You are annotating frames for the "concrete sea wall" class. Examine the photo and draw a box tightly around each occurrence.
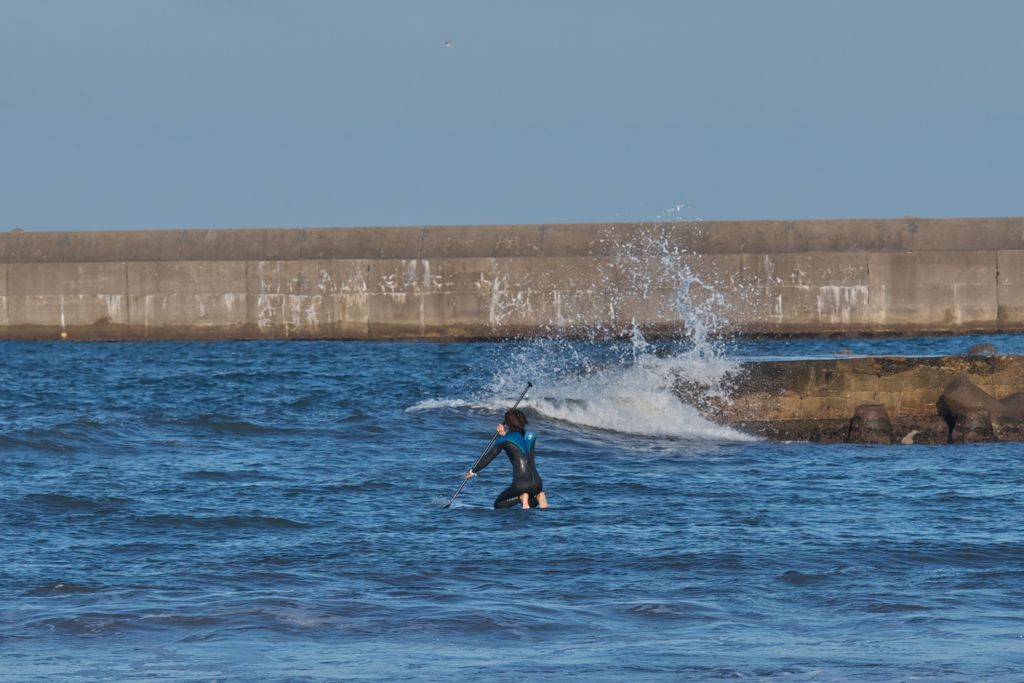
[3,217,1024,340]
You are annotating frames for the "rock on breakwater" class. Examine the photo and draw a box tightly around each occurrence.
[703,354,1024,443]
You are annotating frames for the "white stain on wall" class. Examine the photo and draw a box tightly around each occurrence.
[815,285,869,324]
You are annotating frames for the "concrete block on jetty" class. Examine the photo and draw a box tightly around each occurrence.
[847,404,894,445]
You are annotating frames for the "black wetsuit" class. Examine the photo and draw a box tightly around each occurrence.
[471,430,543,509]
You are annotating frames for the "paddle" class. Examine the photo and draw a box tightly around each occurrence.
[443,381,532,509]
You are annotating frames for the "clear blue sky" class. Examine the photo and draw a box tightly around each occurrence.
[2,0,1022,230]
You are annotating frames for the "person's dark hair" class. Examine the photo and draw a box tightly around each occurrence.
[504,408,528,435]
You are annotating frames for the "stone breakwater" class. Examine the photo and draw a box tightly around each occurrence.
[703,354,1024,443]
[3,216,1024,340]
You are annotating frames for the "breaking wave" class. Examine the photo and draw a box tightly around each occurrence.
[409,222,753,441]
[409,339,751,441]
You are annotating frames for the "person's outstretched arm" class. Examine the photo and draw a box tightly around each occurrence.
[464,425,507,478]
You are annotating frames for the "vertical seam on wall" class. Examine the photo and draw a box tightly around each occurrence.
[124,261,130,331]
[741,248,749,327]
[865,252,871,320]
[245,259,251,335]
[995,250,1001,332]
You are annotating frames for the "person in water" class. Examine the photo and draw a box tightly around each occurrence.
[464,408,548,509]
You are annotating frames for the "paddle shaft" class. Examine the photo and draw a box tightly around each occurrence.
[444,381,532,508]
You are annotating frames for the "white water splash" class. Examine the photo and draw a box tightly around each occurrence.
[410,220,753,441]
[407,398,477,412]
[407,347,751,441]
[529,360,750,440]
[612,220,732,354]
[483,332,751,440]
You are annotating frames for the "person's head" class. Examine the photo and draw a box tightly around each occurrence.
[504,408,528,435]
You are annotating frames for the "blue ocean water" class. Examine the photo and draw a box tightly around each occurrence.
[2,336,1024,682]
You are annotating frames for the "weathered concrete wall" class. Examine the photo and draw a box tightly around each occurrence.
[3,217,1024,339]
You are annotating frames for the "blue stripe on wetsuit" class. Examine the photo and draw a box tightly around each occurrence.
[497,431,534,454]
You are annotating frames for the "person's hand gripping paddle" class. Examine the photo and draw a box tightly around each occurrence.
[443,382,532,509]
